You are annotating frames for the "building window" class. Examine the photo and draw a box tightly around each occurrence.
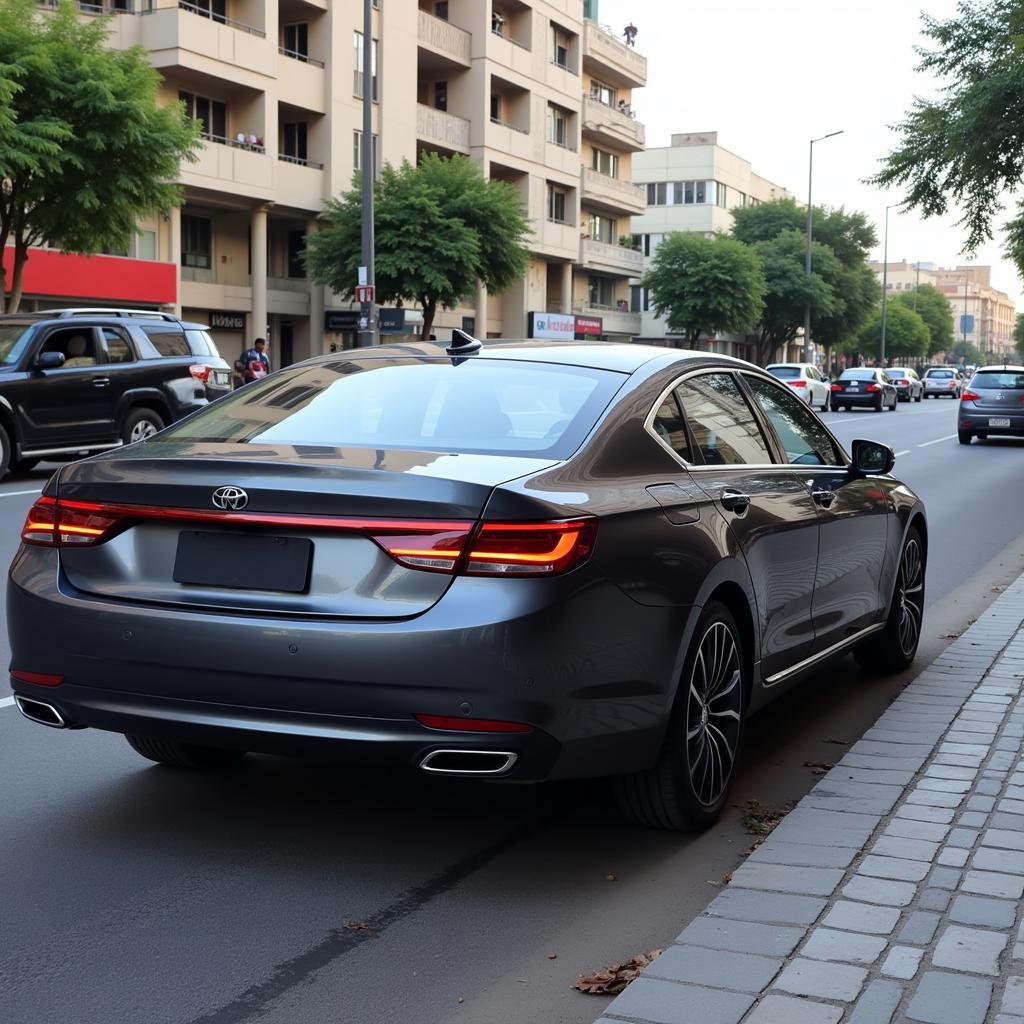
[353,130,379,175]
[588,213,616,244]
[588,275,615,308]
[589,79,615,106]
[287,230,305,279]
[490,93,502,123]
[547,184,568,224]
[187,0,226,24]
[630,285,650,313]
[282,122,308,163]
[434,1,449,18]
[547,104,572,148]
[137,229,157,261]
[354,31,379,101]
[551,24,571,69]
[181,215,212,270]
[716,182,728,208]
[590,147,619,178]
[492,7,506,36]
[179,91,226,142]
[282,23,308,58]
[645,182,667,206]
[665,180,711,205]
[434,81,448,111]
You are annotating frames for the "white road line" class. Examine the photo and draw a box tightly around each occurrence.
[0,489,41,499]
[918,434,959,448]
[0,697,15,710]
[896,450,911,457]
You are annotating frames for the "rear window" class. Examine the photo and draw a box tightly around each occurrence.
[142,326,190,357]
[0,323,33,365]
[926,369,955,379]
[839,370,876,381]
[972,371,1024,390]
[156,357,624,458]
[767,366,800,379]
[889,368,911,377]
[185,329,221,358]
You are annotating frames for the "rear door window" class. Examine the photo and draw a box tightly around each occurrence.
[142,326,190,357]
[650,394,691,461]
[674,373,772,466]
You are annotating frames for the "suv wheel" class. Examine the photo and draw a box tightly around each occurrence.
[958,430,973,445]
[126,734,247,769]
[121,408,165,445]
[614,601,746,831]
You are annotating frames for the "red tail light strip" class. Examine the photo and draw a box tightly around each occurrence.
[961,390,979,401]
[10,670,64,687]
[416,714,531,733]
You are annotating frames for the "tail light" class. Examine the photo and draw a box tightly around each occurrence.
[897,379,909,386]
[831,383,842,392]
[790,380,807,388]
[866,384,880,392]
[949,381,957,388]
[10,670,64,687]
[189,364,212,383]
[961,389,979,401]
[20,497,597,578]
[415,714,531,733]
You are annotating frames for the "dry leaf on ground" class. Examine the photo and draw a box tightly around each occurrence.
[741,799,795,853]
[824,737,850,745]
[573,950,663,995]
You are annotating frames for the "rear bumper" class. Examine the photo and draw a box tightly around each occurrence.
[925,388,958,397]
[835,392,882,406]
[7,547,691,781]
[959,410,1024,436]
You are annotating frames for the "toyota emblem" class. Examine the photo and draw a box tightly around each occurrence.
[212,486,249,511]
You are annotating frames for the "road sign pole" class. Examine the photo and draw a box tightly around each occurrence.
[358,0,377,348]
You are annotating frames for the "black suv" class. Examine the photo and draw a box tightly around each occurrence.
[0,308,231,478]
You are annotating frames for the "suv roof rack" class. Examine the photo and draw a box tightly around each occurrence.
[47,308,181,322]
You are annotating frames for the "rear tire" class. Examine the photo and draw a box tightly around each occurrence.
[958,431,973,445]
[874,396,884,412]
[121,407,166,446]
[915,392,922,402]
[125,734,247,770]
[820,395,830,412]
[614,601,746,832]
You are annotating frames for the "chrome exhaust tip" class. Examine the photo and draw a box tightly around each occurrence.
[14,696,67,729]
[419,749,518,776]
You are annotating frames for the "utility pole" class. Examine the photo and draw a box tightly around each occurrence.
[913,260,920,311]
[803,131,843,363]
[357,0,377,348]
[879,203,901,367]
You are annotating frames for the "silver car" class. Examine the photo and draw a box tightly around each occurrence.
[887,368,923,403]
[958,366,1024,444]
[923,367,961,399]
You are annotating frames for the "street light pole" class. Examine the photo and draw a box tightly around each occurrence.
[358,0,377,348]
[879,202,901,368]
[803,130,843,364]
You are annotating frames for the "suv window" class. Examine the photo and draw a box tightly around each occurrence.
[745,375,841,466]
[972,371,1024,389]
[142,326,190,357]
[184,329,221,358]
[40,327,98,367]
[675,373,771,466]
[101,327,134,364]
[926,369,955,379]
[651,394,691,461]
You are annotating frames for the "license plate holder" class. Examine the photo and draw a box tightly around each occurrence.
[173,532,313,593]
[988,417,1011,428]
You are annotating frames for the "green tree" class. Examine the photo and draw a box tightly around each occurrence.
[892,284,954,357]
[1014,313,1024,360]
[0,0,199,311]
[306,153,530,340]
[871,1,1024,273]
[951,339,983,366]
[641,232,765,346]
[856,303,930,360]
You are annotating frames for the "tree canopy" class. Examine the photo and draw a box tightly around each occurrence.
[871,0,1024,274]
[892,284,955,357]
[1014,313,1024,361]
[857,303,930,360]
[0,0,199,311]
[306,153,530,339]
[641,232,765,345]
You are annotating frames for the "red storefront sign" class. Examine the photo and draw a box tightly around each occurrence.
[574,315,603,336]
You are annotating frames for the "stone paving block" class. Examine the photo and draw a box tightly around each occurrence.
[802,780,902,815]
[778,808,880,848]
[801,927,887,964]
[918,777,973,794]
[896,804,956,824]
[676,917,804,958]
[927,866,961,889]
[995,1016,1024,1024]
[880,944,924,979]
[967,795,997,812]
[925,764,978,781]
[846,978,904,1024]
[896,911,941,945]
[821,900,901,935]
[864,728,942,745]
[947,827,980,848]
[600,977,754,1024]
[744,994,843,1024]
[906,789,965,809]
[934,752,985,768]
[972,846,1024,874]
[773,957,867,1001]
[991,812,1024,830]
[959,811,990,828]
[932,923,1008,975]
[937,847,969,867]
[948,730,995,744]
[884,818,950,843]
[919,888,951,911]
[941,742,993,757]
[955,891,1024,928]
[841,753,925,772]
[835,767,916,786]
[705,889,825,926]
[851,739,936,759]
[1002,977,1024,1017]
[728,863,843,897]
[857,854,929,882]
[992,752,1017,771]
[841,875,916,906]
[748,841,857,870]
[975,778,1003,795]
[872,835,940,861]
[999,799,1024,815]
[905,970,992,1024]
[961,868,1024,898]
[645,945,783,994]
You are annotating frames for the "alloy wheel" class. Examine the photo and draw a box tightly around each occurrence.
[897,539,925,656]
[685,621,742,807]
[130,419,160,443]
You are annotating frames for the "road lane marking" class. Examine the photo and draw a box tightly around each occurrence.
[918,434,959,448]
[896,450,911,457]
[0,489,41,498]
[0,697,15,710]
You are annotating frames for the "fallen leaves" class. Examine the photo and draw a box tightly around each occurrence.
[573,950,663,995]
[344,921,374,934]
[824,737,850,745]
[741,799,795,853]
[804,760,835,776]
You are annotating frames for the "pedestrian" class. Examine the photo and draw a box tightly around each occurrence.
[617,99,628,115]
[624,22,637,46]
[240,337,270,384]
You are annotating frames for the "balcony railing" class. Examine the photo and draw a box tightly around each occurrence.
[416,104,471,153]
[278,46,325,68]
[491,116,530,136]
[551,57,578,76]
[581,167,646,209]
[417,9,471,65]
[203,132,266,153]
[278,153,324,170]
[491,27,529,50]
[139,1,266,38]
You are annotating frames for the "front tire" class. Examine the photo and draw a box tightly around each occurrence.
[121,407,166,445]
[614,601,746,831]
[126,734,247,769]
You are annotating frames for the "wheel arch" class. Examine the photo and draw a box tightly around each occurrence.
[116,390,172,429]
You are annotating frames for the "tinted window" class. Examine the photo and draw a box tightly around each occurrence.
[971,371,1024,389]
[839,370,877,381]
[185,329,221,358]
[102,328,133,364]
[142,326,190,357]
[156,358,624,458]
[745,375,840,466]
[767,366,800,379]
[889,368,912,378]
[41,328,98,367]
[0,323,32,365]
[675,373,771,466]
[926,369,955,379]
[651,394,691,461]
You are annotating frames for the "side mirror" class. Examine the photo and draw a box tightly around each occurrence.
[851,439,896,476]
[35,351,65,370]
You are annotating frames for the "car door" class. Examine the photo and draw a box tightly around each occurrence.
[743,373,890,657]
[675,371,821,678]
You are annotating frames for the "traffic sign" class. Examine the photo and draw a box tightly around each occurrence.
[355,284,375,304]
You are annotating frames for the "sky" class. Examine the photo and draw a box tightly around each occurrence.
[596,0,1023,307]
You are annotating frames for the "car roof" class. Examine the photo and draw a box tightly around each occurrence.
[766,362,811,368]
[0,308,179,325]
[976,365,1024,373]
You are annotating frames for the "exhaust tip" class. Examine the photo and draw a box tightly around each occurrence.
[14,696,67,729]
[419,749,518,776]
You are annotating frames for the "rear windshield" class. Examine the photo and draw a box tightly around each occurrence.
[142,326,190,357]
[889,368,911,376]
[839,370,876,381]
[972,371,1024,390]
[0,323,33,365]
[767,366,800,379]
[926,369,955,378]
[156,357,624,458]
[185,329,221,358]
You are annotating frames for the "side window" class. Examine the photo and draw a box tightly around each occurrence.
[675,373,771,466]
[39,328,98,368]
[650,393,691,461]
[101,328,134,364]
[142,327,190,357]
[744,375,841,467]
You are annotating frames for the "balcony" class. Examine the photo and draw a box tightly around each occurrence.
[417,9,471,70]
[277,50,326,114]
[182,137,273,200]
[582,20,647,88]
[573,303,641,338]
[579,239,644,277]
[580,95,645,152]
[581,167,645,216]
[276,157,325,211]
[416,103,471,155]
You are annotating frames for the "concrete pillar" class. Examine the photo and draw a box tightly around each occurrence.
[250,205,268,342]
[169,206,182,317]
[307,218,324,356]
[475,280,487,338]
[561,261,573,315]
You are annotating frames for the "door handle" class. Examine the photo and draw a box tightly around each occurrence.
[720,488,750,514]
[92,377,110,388]
[812,489,837,509]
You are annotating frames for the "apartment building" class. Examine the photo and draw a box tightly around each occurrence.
[8,0,646,362]
[630,132,792,358]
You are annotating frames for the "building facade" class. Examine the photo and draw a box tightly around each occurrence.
[8,0,647,363]
[630,132,792,358]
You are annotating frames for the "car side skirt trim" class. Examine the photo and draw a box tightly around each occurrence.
[20,442,123,458]
[763,622,885,687]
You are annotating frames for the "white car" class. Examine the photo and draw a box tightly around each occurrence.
[765,363,831,411]
[923,367,962,399]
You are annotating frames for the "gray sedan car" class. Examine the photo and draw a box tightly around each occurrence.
[959,366,1024,444]
[7,339,927,831]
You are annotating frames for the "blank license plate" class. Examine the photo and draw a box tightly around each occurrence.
[989,417,1011,428]
[173,532,312,593]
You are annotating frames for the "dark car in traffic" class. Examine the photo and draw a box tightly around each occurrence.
[0,308,231,479]
[830,368,899,412]
[7,339,927,831]
[958,366,1024,444]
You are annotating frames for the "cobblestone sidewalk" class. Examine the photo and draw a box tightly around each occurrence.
[595,573,1024,1024]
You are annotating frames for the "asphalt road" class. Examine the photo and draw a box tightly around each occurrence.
[3,398,1024,1024]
